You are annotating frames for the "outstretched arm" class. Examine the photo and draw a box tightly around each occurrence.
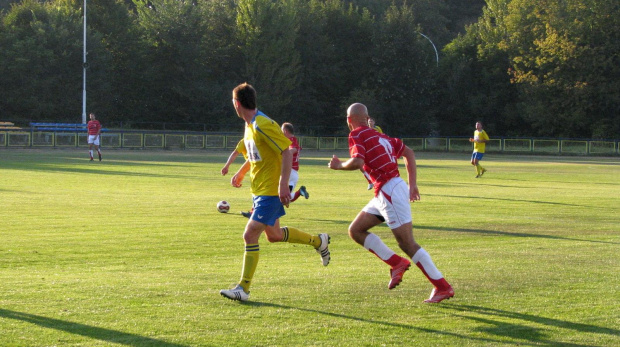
[328,155,364,171]
[221,151,240,175]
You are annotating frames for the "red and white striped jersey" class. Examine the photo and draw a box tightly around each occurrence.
[87,120,101,135]
[289,136,301,171]
[349,126,404,194]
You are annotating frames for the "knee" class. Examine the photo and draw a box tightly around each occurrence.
[264,234,282,243]
[264,227,285,243]
[348,226,366,246]
[243,230,266,244]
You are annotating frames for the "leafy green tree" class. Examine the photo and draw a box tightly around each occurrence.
[305,0,374,134]
[505,0,620,138]
[370,3,440,135]
[436,0,521,136]
[235,0,301,120]
[133,0,213,123]
[0,0,112,122]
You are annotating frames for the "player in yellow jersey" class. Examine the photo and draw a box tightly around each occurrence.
[368,117,383,134]
[220,83,330,302]
[469,121,490,178]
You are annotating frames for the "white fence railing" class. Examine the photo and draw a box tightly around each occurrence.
[0,130,618,156]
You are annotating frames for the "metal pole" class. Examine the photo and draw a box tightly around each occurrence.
[82,0,87,124]
[417,32,439,67]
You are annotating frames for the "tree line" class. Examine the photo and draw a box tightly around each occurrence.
[0,0,618,138]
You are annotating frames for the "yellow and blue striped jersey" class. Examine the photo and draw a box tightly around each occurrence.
[238,111,291,196]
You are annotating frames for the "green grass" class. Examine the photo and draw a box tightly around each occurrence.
[1,149,618,346]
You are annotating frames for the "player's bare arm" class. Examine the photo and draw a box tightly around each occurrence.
[222,151,240,175]
[401,146,420,202]
[231,160,250,187]
[279,149,293,207]
[328,155,364,170]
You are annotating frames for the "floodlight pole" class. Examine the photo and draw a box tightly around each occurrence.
[417,32,439,67]
[82,0,87,124]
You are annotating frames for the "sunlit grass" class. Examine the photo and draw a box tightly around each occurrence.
[0,149,618,346]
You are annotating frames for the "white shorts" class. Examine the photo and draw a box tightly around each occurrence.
[362,177,412,229]
[88,135,100,146]
[288,169,299,198]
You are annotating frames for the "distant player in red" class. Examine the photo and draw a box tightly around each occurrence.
[281,122,309,202]
[87,113,102,161]
[328,103,454,303]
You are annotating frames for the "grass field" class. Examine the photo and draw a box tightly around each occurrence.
[0,149,618,346]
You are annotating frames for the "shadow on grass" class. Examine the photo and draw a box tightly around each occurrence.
[501,177,620,186]
[425,193,588,207]
[242,301,591,346]
[416,225,619,245]
[440,304,619,345]
[0,308,188,347]
[2,162,211,180]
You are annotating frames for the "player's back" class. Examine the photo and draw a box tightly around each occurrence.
[350,127,403,183]
[243,112,291,196]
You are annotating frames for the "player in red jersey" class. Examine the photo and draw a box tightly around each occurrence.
[281,122,309,202]
[328,103,454,303]
[87,113,102,161]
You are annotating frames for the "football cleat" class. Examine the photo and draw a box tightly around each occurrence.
[367,183,374,190]
[316,233,331,266]
[240,211,252,218]
[299,186,309,199]
[388,257,411,289]
[220,284,250,302]
[424,286,454,303]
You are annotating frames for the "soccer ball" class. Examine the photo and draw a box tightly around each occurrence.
[217,200,230,213]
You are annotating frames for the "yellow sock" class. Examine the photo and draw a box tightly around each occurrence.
[475,164,481,175]
[281,226,321,248]
[239,244,259,293]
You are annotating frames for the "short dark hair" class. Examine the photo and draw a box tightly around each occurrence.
[282,122,294,134]
[233,83,257,110]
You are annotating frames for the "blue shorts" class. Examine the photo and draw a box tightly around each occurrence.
[250,196,285,226]
[471,152,484,161]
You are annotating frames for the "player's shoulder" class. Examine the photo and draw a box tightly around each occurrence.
[254,110,273,123]
[351,126,371,137]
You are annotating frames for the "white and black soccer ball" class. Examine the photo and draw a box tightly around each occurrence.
[217,200,230,213]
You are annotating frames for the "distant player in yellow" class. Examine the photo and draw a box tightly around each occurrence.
[220,83,330,302]
[469,121,490,178]
[368,117,383,134]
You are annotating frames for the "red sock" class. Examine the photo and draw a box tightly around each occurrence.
[415,262,451,290]
[291,190,301,202]
[368,250,402,268]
